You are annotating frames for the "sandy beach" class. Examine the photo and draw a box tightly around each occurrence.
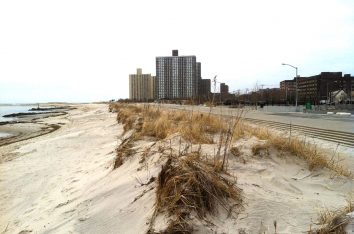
[0,104,120,233]
[1,103,353,234]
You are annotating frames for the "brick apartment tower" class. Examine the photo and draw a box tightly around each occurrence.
[129,68,155,101]
[156,50,199,99]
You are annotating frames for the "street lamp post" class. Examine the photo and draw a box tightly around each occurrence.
[282,63,298,108]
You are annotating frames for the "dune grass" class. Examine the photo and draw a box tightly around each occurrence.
[309,195,354,233]
[245,125,352,177]
[111,103,143,132]
[149,152,243,233]
[251,143,270,157]
[109,103,352,177]
[113,104,228,144]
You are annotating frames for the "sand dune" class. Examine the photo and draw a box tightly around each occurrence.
[1,104,353,233]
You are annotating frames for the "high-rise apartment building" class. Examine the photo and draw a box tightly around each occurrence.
[156,50,199,99]
[129,68,155,101]
[196,62,201,78]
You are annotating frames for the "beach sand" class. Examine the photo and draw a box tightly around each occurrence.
[0,104,353,233]
[0,104,121,233]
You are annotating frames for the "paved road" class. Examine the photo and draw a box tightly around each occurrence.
[156,104,354,134]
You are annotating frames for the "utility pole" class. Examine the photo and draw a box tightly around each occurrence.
[260,84,265,104]
[211,75,217,107]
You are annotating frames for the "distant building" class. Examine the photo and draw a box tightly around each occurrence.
[280,72,354,104]
[220,83,229,94]
[298,72,354,104]
[156,50,200,100]
[195,62,210,99]
[280,79,296,92]
[199,79,211,98]
[196,62,201,96]
[218,82,229,102]
[280,79,296,104]
[129,68,155,101]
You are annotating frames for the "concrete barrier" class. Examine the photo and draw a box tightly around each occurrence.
[258,105,305,113]
[336,112,351,116]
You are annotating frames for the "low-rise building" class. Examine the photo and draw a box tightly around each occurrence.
[280,72,353,104]
[220,83,229,94]
[297,72,353,104]
[280,79,296,104]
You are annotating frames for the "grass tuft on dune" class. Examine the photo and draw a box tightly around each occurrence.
[149,152,243,233]
[309,195,354,234]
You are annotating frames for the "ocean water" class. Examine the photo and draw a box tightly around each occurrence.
[0,132,13,138]
[0,105,35,139]
[0,105,35,122]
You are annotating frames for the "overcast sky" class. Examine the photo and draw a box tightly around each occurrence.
[1,0,353,103]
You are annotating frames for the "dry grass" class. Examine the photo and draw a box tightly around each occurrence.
[245,124,352,177]
[111,103,230,170]
[141,113,173,139]
[135,105,228,144]
[232,123,246,141]
[310,195,354,233]
[114,138,134,168]
[251,143,270,157]
[110,103,143,132]
[118,108,142,132]
[111,103,237,145]
[149,152,243,233]
[110,103,351,177]
[230,147,241,157]
[191,113,226,134]
[179,115,216,144]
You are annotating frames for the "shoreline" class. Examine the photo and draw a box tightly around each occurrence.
[0,103,119,233]
[0,122,61,149]
[0,107,74,149]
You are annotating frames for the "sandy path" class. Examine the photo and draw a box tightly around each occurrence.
[0,104,120,233]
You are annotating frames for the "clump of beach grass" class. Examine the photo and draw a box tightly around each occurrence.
[230,146,241,157]
[148,152,243,233]
[179,113,224,144]
[113,137,135,168]
[251,143,270,157]
[117,105,142,132]
[141,113,173,139]
[243,124,352,177]
[309,195,354,233]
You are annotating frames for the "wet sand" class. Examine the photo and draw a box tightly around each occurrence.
[0,108,72,149]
